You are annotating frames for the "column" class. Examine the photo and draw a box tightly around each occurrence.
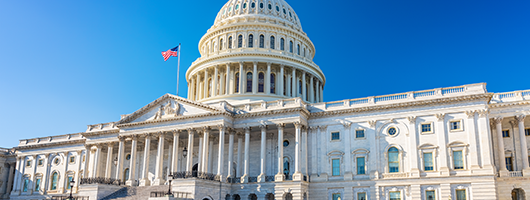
[309,76,314,103]
[172,130,180,172]
[241,127,251,183]
[516,115,530,175]
[408,117,420,177]
[43,154,53,194]
[494,117,509,176]
[303,127,308,178]
[74,150,83,193]
[60,152,69,193]
[291,68,296,97]
[266,63,271,94]
[186,129,195,172]
[10,157,21,194]
[286,73,291,97]
[436,114,449,175]
[17,157,26,194]
[153,132,166,185]
[275,123,285,181]
[310,127,318,177]
[201,127,211,173]
[217,125,226,181]
[204,69,209,98]
[465,111,480,170]
[252,62,257,94]
[213,65,219,97]
[477,110,494,170]
[279,65,284,96]
[4,162,15,198]
[195,74,201,100]
[320,84,324,102]
[83,145,90,179]
[293,123,303,181]
[219,71,225,96]
[239,62,244,94]
[319,126,329,178]
[302,72,307,101]
[227,130,235,179]
[258,125,267,182]
[236,132,243,177]
[208,138,214,173]
[105,143,114,178]
[28,155,37,194]
[140,133,151,186]
[92,145,101,178]
[226,63,231,95]
[116,137,125,180]
[126,135,138,186]
[343,123,353,180]
[197,134,203,172]
[316,81,320,102]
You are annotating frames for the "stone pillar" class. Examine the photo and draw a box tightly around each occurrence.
[126,135,138,186]
[302,72,307,101]
[226,63,231,95]
[116,136,125,180]
[316,81,320,102]
[10,157,21,194]
[516,115,530,175]
[4,162,15,198]
[201,127,211,173]
[60,152,69,193]
[343,123,353,180]
[43,154,53,194]
[303,127,309,178]
[217,125,226,182]
[291,68,296,97]
[186,129,195,172]
[93,145,101,178]
[197,134,203,172]
[75,150,83,193]
[239,62,244,94]
[208,138,214,173]
[252,62,258,94]
[266,62,271,94]
[309,76,314,103]
[319,126,329,179]
[213,65,219,97]
[275,123,285,182]
[477,110,494,171]
[237,132,243,177]
[293,123,303,181]
[258,125,267,182]
[219,72,225,96]
[83,145,90,179]
[140,133,151,186]
[105,143,114,178]
[279,65,284,96]
[172,130,180,172]
[286,73,291,97]
[195,74,201,100]
[153,132,166,185]
[227,130,235,179]
[30,155,37,194]
[320,84,324,102]
[465,111,480,170]
[494,117,509,176]
[189,77,195,100]
[241,127,251,183]
[436,114,449,175]
[408,116,420,177]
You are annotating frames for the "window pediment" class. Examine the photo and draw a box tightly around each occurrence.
[418,143,438,150]
[327,150,344,157]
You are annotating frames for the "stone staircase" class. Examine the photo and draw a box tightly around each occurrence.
[100,185,169,200]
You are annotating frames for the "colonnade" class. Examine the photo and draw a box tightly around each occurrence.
[493,115,530,176]
[187,62,324,103]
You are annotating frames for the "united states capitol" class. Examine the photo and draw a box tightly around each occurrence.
[1,0,529,199]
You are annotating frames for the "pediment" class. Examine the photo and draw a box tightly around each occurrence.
[117,94,228,125]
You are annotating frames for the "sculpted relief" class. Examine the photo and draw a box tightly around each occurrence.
[153,101,181,120]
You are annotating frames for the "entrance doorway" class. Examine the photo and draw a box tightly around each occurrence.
[512,188,526,200]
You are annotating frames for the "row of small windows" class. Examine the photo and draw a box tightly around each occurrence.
[217,35,309,57]
[332,189,467,200]
[26,155,80,168]
[502,128,530,138]
[505,156,530,171]
[223,2,297,21]
[22,171,74,193]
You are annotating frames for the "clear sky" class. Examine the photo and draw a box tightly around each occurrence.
[1,0,529,148]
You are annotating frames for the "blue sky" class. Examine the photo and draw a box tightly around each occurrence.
[0,0,529,148]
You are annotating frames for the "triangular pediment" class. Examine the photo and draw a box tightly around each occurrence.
[117,94,228,125]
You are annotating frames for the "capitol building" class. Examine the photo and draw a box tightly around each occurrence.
[1,0,530,200]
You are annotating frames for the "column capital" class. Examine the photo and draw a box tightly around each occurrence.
[294,122,302,129]
[202,126,211,132]
[259,125,267,131]
[319,125,328,132]
[516,115,526,122]
[510,120,518,127]
[436,113,445,121]
[118,135,126,141]
[279,64,285,67]
[465,111,476,118]
[309,126,318,132]
[477,109,489,117]
[236,131,244,137]
[106,142,116,147]
[266,62,272,67]
[407,116,417,124]
[172,129,181,136]
[131,134,140,140]
[143,132,152,138]
[225,62,231,66]
[239,61,244,65]
[276,123,285,129]
[253,61,258,65]
[493,117,503,125]
[342,122,352,128]
[187,128,196,134]
[76,150,83,155]
[217,124,228,131]
[243,126,251,132]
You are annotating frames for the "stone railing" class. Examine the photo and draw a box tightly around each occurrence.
[51,196,90,200]
[310,83,487,112]
[80,177,124,186]
[233,97,307,113]
[490,90,530,103]
[150,191,192,198]
[381,172,410,179]
[509,171,523,177]
[172,171,220,182]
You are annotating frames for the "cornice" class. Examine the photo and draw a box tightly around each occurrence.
[81,129,120,137]
[14,139,86,150]
[488,100,530,109]
[234,107,310,119]
[117,112,233,128]
[311,93,493,118]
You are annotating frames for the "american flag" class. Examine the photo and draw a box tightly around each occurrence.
[161,46,179,61]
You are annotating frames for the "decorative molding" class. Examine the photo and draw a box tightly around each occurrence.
[515,115,526,123]
[435,113,445,121]
[407,116,416,124]
[14,139,86,150]
[368,121,377,128]
[465,110,475,118]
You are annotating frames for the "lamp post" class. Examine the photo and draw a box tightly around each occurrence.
[165,173,174,197]
[183,147,188,158]
[67,180,75,200]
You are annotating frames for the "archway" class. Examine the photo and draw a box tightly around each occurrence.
[512,188,526,200]
[248,193,257,200]
[284,193,293,200]
[192,164,198,177]
[234,194,241,200]
[265,193,274,200]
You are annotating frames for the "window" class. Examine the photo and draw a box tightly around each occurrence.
[506,157,513,171]
[26,160,31,167]
[69,156,75,164]
[289,41,293,53]
[38,159,43,166]
[426,190,436,200]
[23,178,29,192]
[356,129,365,138]
[332,193,341,200]
[67,175,74,189]
[331,132,340,140]
[357,192,367,200]
[51,172,58,190]
[258,72,264,92]
[450,120,462,131]
[243,3,247,9]
[280,38,285,50]
[424,152,434,171]
[259,35,264,48]
[251,2,255,8]
[235,4,239,10]
[388,147,399,173]
[389,191,401,200]
[126,154,131,160]
[283,140,289,147]
[526,128,530,136]
[260,2,264,8]
[453,151,464,170]
[332,158,340,176]
[283,75,287,95]
[356,157,366,175]
[248,34,253,48]
[421,123,432,133]
[238,35,243,48]
[456,189,466,200]
[268,3,272,9]
[35,177,41,191]
[124,168,130,181]
[82,155,85,162]
[228,36,233,49]
[502,130,510,137]
[297,44,300,55]
[207,78,212,97]
[270,36,275,49]
[246,72,253,93]
[235,72,240,93]
[220,39,223,50]
[299,80,302,95]
[388,127,397,136]
[283,157,290,176]
[270,73,276,94]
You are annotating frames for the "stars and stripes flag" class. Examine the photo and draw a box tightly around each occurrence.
[161,46,179,61]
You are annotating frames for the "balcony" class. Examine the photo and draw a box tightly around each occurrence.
[509,171,523,177]
[80,177,124,186]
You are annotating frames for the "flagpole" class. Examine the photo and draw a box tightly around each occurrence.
[176,43,181,96]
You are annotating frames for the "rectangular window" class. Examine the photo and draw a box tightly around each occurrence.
[332,159,340,176]
[525,128,530,136]
[70,156,75,164]
[356,157,366,175]
[35,178,41,191]
[450,120,461,131]
[356,129,365,138]
[332,193,341,200]
[506,157,513,171]
[421,123,432,133]
[67,176,73,189]
[23,179,29,192]
[456,189,466,200]
[38,159,43,166]
[502,130,510,137]
[357,192,367,200]
[424,152,434,171]
[389,191,401,200]
[453,151,464,170]
[26,160,31,167]
[331,132,340,141]
[426,190,436,200]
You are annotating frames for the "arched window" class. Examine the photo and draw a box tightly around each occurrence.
[297,44,300,55]
[235,72,240,93]
[388,147,400,173]
[284,193,293,200]
[305,83,309,99]
[124,168,130,181]
[220,39,223,50]
[248,34,254,48]
[283,157,290,176]
[234,194,241,200]
[280,38,285,50]
[289,41,293,53]
[265,193,275,200]
[249,194,258,200]
[303,47,306,57]
[238,35,243,48]
[246,72,253,93]
[51,172,58,190]
[283,75,287,95]
[225,194,231,200]
[207,78,212,97]
[258,72,265,92]
[228,36,233,49]
[270,73,276,94]
[259,35,265,48]
[270,36,275,49]
[298,80,302,95]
